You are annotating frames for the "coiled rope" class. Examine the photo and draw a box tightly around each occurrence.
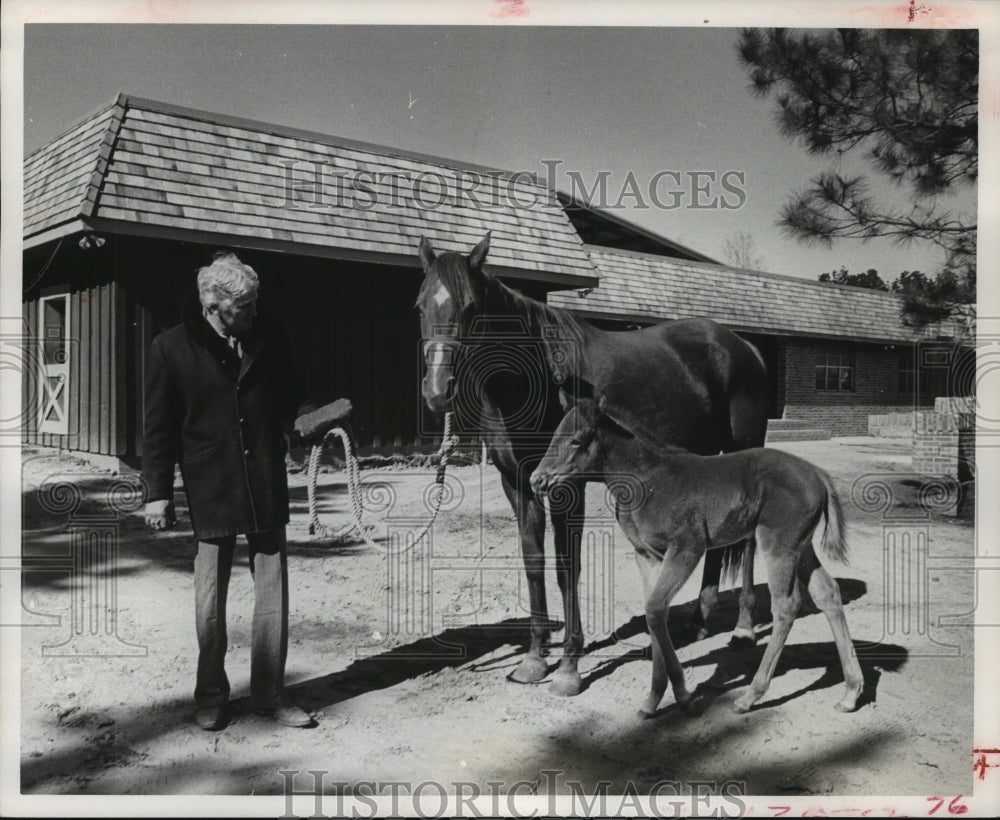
[306,412,457,548]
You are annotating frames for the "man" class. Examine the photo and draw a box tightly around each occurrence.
[143,251,315,730]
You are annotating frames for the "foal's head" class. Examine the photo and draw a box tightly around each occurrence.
[530,397,608,495]
[415,233,491,413]
[531,394,644,496]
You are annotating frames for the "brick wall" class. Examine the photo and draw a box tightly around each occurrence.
[781,340,930,436]
[912,410,976,476]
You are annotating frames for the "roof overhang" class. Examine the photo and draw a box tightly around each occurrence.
[24,216,600,289]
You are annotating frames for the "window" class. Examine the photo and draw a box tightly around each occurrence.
[815,347,854,392]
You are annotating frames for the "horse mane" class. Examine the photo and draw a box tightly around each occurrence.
[430,250,590,368]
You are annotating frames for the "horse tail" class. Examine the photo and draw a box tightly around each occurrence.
[719,541,747,586]
[818,469,848,565]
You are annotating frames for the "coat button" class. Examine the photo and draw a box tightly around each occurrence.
[244,449,252,457]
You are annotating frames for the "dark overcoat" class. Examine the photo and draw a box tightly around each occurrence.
[143,296,312,540]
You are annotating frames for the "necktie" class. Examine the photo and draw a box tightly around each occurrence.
[228,335,243,359]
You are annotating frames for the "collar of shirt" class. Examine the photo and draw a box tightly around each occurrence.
[203,309,242,354]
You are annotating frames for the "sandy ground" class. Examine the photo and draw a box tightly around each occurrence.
[18,436,976,799]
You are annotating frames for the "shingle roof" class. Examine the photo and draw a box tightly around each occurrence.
[24,93,597,286]
[547,245,921,344]
[24,100,122,239]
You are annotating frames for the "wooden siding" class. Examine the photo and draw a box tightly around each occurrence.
[24,237,439,457]
[22,282,121,456]
[547,245,920,345]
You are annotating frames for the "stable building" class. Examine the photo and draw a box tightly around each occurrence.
[22,93,596,463]
[547,246,963,438]
[22,92,959,465]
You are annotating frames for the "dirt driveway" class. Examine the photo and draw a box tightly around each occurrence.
[18,436,977,802]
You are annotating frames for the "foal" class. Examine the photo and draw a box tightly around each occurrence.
[530,396,864,717]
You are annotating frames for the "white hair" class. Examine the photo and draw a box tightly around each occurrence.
[197,252,259,309]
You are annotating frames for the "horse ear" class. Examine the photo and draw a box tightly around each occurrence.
[468,232,491,271]
[418,237,436,272]
[597,392,608,415]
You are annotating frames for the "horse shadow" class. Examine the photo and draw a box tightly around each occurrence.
[579,577,902,714]
[275,578,887,718]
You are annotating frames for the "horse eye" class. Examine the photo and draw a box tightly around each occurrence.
[570,437,582,447]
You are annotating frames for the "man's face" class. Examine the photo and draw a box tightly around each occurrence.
[212,293,257,337]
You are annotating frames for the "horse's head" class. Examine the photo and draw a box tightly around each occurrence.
[415,232,491,413]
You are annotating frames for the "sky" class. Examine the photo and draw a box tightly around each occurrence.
[17,13,982,283]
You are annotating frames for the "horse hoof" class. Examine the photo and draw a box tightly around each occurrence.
[729,628,756,647]
[732,697,753,714]
[833,695,861,713]
[694,626,710,642]
[550,671,583,697]
[509,656,549,684]
[637,708,656,720]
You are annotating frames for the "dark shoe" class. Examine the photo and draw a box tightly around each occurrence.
[195,704,229,731]
[254,700,314,728]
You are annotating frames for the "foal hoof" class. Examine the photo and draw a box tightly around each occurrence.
[833,693,862,713]
[678,695,702,717]
[834,680,864,713]
[509,656,549,685]
[550,670,583,697]
[732,695,755,714]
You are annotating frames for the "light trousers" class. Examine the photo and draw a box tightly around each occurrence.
[193,528,289,709]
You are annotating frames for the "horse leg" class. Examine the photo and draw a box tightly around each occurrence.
[691,549,721,641]
[797,543,864,712]
[549,483,585,697]
[733,531,801,714]
[733,537,757,645]
[641,545,703,718]
[502,475,551,684]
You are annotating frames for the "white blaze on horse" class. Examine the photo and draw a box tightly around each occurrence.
[530,395,864,716]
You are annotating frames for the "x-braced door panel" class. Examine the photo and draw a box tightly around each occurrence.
[38,293,70,436]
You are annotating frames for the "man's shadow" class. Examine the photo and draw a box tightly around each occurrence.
[275,617,541,713]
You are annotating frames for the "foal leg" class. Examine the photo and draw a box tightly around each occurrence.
[550,483,585,697]
[733,534,801,714]
[642,545,702,717]
[798,543,864,712]
[502,475,551,684]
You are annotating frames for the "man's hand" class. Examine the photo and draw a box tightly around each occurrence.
[144,499,177,531]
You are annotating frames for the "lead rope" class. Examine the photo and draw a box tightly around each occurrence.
[307,412,457,548]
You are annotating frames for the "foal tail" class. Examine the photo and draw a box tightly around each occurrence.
[818,469,848,564]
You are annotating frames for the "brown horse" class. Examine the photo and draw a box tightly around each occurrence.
[415,233,769,697]
[530,396,864,715]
